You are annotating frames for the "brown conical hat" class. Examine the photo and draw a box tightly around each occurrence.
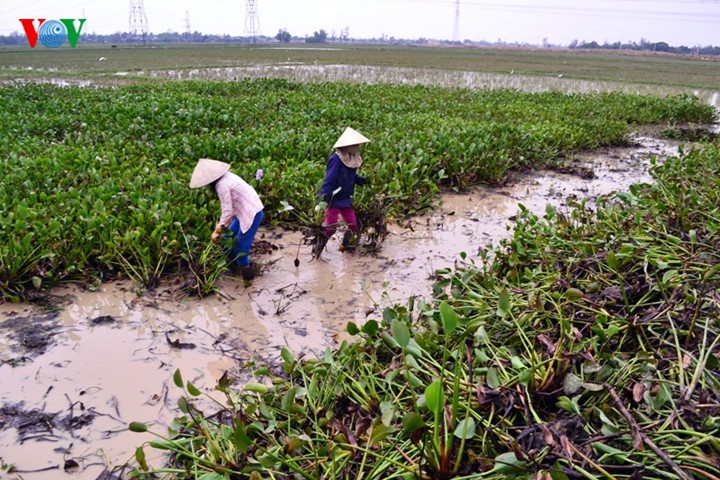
[333,127,371,149]
[189,158,230,188]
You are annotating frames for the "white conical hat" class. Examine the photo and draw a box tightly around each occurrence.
[189,158,230,188]
[333,127,371,149]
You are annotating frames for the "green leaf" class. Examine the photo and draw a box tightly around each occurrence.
[258,452,276,468]
[401,412,426,434]
[128,421,148,433]
[488,451,526,474]
[245,382,270,394]
[486,367,500,388]
[382,307,397,325]
[135,446,148,471]
[510,356,525,369]
[148,440,172,450]
[662,269,678,285]
[556,395,579,414]
[391,319,411,348]
[233,419,251,453]
[424,380,444,416]
[369,423,395,447]
[281,347,294,364]
[361,319,379,336]
[453,417,476,439]
[346,322,360,335]
[323,347,334,365]
[186,381,201,396]
[518,369,533,386]
[173,369,183,388]
[178,397,190,414]
[606,251,619,270]
[380,401,394,427]
[439,301,458,334]
[497,288,511,318]
[285,436,307,453]
[653,382,671,409]
[282,387,297,413]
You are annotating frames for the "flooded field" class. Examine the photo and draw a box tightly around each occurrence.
[139,65,720,107]
[7,65,719,108]
[0,135,680,480]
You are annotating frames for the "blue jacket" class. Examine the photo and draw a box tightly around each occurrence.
[319,153,367,208]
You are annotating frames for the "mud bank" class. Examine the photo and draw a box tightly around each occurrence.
[0,136,680,479]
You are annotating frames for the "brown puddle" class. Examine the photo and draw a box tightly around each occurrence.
[0,136,680,479]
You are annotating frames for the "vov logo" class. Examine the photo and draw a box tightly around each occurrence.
[19,19,87,48]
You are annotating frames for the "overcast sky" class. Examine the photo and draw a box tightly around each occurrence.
[2,0,718,47]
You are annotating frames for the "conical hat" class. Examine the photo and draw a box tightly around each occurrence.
[190,158,230,188]
[333,127,371,149]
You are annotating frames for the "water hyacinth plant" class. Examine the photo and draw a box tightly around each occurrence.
[0,80,716,299]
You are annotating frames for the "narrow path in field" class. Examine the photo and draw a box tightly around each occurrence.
[0,136,680,480]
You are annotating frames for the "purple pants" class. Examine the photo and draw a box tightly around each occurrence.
[323,207,358,237]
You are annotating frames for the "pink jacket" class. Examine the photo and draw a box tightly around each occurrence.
[214,172,264,233]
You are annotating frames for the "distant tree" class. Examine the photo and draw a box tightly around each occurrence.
[276,29,291,43]
[306,29,328,44]
[581,41,599,49]
[568,39,578,49]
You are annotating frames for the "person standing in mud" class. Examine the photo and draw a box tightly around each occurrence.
[319,127,371,252]
[190,158,264,280]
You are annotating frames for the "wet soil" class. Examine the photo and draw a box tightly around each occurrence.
[0,136,682,479]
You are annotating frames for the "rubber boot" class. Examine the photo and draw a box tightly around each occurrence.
[240,263,255,281]
[339,231,356,252]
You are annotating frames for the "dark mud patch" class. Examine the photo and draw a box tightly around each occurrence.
[0,313,61,363]
[0,401,112,477]
[0,401,96,443]
[550,162,596,179]
[90,315,117,326]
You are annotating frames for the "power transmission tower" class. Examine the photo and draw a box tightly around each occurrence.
[452,0,460,42]
[185,11,191,37]
[245,0,260,42]
[129,0,150,44]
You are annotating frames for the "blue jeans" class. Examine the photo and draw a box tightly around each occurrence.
[223,211,264,267]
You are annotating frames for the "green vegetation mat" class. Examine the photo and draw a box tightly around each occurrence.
[0,80,715,299]
[129,142,720,479]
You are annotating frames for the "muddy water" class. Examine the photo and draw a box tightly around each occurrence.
[0,136,680,479]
